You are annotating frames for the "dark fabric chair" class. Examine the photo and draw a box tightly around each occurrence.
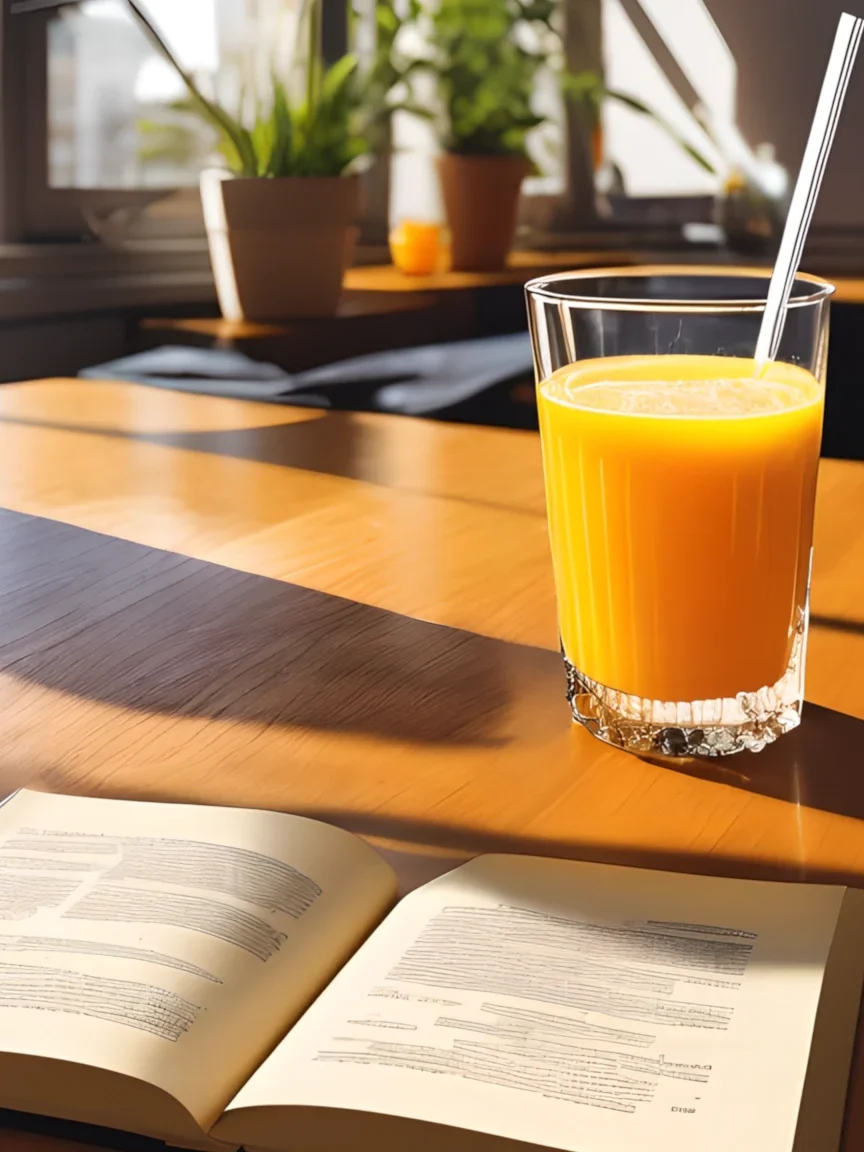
[81,334,537,429]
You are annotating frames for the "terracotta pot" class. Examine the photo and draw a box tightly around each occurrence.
[200,170,360,320]
[436,154,530,272]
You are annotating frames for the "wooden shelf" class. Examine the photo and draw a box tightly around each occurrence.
[346,252,864,304]
[344,250,632,292]
[139,257,864,362]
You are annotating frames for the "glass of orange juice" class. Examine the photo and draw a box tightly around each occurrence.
[389,221,441,275]
[525,268,833,757]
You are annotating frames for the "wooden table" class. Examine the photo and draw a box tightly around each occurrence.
[1,378,864,1150]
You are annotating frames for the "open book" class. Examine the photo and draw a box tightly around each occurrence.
[0,790,862,1152]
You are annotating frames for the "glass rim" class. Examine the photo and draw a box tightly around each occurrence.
[524,264,836,313]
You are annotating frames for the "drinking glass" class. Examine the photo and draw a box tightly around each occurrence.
[525,267,833,757]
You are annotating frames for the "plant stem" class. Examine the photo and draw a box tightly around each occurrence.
[126,0,256,173]
[307,0,322,112]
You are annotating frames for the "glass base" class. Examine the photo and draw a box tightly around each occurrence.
[564,625,806,758]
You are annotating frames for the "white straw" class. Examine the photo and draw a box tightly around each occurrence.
[755,12,863,365]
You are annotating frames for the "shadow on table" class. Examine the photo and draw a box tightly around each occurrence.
[672,702,864,815]
[0,409,401,485]
[146,416,427,488]
[0,508,562,748]
[812,613,864,637]
[293,699,864,888]
[294,775,864,890]
[0,1108,159,1152]
[0,412,541,518]
[3,507,864,823]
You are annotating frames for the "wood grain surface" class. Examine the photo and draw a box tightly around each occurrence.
[343,250,631,292]
[344,251,864,303]
[0,377,863,1151]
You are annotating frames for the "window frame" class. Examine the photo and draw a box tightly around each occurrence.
[555,0,603,231]
[521,0,730,242]
[5,0,390,247]
[6,1,191,241]
[5,0,726,267]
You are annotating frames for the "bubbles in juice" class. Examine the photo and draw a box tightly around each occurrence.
[546,374,820,417]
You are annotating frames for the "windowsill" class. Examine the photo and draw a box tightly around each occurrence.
[0,239,396,321]
[0,240,215,320]
[13,225,864,323]
[0,270,218,322]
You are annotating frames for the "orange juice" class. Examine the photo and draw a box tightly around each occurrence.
[538,354,824,703]
[389,221,441,275]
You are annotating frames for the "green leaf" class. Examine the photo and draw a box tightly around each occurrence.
[126,0,259,174]
[417,0,552,156]
[605,88,716,174]
[125,0,426,178]
[266,77,294,177]
[390,100,437,121]
[376,3,398,34]
[321,53,359,102]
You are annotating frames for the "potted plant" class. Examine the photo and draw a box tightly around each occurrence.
[128,0,404,319]
[417,0,548,272]
[414,0,716,272]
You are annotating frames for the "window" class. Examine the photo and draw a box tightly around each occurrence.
[2,0,756,250]
[13,1,211,239]
[8,0,359,243]
[388,0,732,237]
[388,1,572,230]
[47,0,223,191]
[601,0,730,198]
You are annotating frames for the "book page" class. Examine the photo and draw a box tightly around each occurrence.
[220,854,846,1152]
[0,790,396,1137]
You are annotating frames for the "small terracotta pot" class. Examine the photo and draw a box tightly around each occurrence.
[436,154,530,272]
[200,170,360,320]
